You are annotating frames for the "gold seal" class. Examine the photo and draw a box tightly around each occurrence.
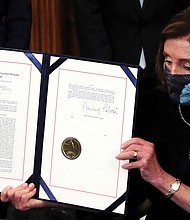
[61,137,81,160]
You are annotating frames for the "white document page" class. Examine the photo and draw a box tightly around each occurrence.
[40,58,138,214]
[0,50,42,190]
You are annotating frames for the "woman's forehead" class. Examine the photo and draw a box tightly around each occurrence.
[164,37,190,59]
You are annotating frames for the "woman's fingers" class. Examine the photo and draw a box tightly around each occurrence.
[1,182,37,210]
[0,186,13,202]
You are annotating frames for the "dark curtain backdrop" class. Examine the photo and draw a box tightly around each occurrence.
[30,0,79,56]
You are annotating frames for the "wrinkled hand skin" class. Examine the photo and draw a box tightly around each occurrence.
[0,183,45,211]
[116,137,164,183]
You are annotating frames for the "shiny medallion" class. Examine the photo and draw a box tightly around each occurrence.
[61,137,81,160]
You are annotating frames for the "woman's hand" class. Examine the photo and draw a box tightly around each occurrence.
[1,183,46,211]
[116,137,164,184]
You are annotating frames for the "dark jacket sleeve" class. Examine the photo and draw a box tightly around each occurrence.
[0,0,32,50]
[72,0,112,60]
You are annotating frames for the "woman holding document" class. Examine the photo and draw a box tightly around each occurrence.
[1,6,190,220]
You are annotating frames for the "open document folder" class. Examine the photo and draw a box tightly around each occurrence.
[0,48,140,215]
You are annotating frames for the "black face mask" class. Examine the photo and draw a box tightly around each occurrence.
[164,68,190,106]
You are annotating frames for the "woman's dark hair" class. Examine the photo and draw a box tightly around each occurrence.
[156,7,190,87]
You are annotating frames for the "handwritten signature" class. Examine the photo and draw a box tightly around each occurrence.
[83,102,118,118]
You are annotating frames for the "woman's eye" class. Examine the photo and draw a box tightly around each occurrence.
[164,59,172,65]
[164,59,172,70]
[184,63,190,70]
